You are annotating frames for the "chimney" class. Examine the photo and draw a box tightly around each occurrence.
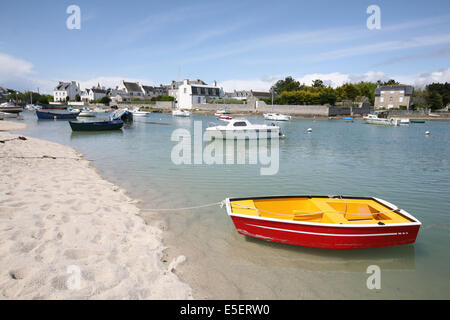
[183,79,189,85]
[213,80,217,87]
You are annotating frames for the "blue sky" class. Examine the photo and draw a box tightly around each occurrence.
[1,0,450,93]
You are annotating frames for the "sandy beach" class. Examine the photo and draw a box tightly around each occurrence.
[0,122,192,299]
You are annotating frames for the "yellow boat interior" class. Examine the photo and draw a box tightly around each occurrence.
[230,197,414,225]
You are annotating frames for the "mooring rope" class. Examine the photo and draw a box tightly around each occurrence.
[140,201,225,212]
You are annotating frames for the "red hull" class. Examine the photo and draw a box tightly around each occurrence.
[230,215,420,249]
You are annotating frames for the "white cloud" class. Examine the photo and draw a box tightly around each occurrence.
[218,78,277,92]
[219,68,450,92]
[0,53,34,78]
[396,68,450,88]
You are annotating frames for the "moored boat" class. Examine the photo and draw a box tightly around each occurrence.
[263,113,291,121]
[206,118,283,139]
[214,109,230,117]
[132,107,151,117]
[0,111,19,118]
[36,109,80,119]
[69,120,124,131]
[363,111,402,126]
[172,109,191,117]
[224,195,421,249]
[0,102,23,114]
[111,109,133,122]
[78,107,97,117]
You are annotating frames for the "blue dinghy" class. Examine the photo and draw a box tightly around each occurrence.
[69,120,124,131]
[36,109,80,120]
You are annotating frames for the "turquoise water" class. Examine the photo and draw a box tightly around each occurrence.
[15,111,450,299]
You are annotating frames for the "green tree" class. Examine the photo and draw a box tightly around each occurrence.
[75,94,81,102]
[426,82,450,106]
[100,96,112,104]
[271,76,301,95]
[312,79,324,88]
[426,91,443,110]
[354,82,377,105]
[340,83,360,101]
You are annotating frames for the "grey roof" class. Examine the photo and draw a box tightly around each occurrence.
[55,82,71,91]
[123,81,142,92]
[374,85,414,96]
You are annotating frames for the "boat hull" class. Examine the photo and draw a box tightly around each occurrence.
[0,107,24,114]
[69,120,123,131]
[36,110,80,119]
[230,214,420,249]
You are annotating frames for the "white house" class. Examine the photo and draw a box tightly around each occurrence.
[81,83,108,102]
[53,81,81,102]
[174,79,223,109]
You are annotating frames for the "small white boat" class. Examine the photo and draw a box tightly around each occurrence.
[25,104,42,110]
[172,109,191,117]
[93,108,108,114]
[263,113,291,121]
[398,118,410,125]
[0,111,18,118]
[214,109,230,117]
[363,111,403,126]
[205,118,283,139]
[78,107,97,117]
[132,108,151,117]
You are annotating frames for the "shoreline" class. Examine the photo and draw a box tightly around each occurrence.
[0,127,192,299]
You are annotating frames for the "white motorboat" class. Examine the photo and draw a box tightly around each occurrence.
[78,107,97,117]
[132,108,151,117]
[93,107,108,114]
[214,109,230,117]
[363,111,406,126]
[263,113,291,121]
[172,109,191,117]
[0,111,18,118]
[205,118,284,139]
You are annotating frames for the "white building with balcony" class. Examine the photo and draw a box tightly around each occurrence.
[174,79,223,109]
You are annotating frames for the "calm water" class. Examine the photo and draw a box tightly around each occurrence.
[14,111,450,299]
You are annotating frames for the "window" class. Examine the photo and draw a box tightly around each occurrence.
[184,88,187,93]
[201,88,205,95]
[399,96,403,102]
[233,122,247,127]
[380,97,384,102]
[389,97,393,102]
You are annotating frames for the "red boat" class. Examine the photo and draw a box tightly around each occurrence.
[224,195,421,250]
[218,114,232,120]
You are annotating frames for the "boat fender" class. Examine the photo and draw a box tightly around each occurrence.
[377,222,385,225]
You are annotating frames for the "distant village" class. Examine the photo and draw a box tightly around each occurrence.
[1,77,449,112]
[50,79,275,110]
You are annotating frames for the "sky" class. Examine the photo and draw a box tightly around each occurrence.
[1,0,450,94]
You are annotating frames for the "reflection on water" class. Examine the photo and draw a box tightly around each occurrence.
[14,111,450,299]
